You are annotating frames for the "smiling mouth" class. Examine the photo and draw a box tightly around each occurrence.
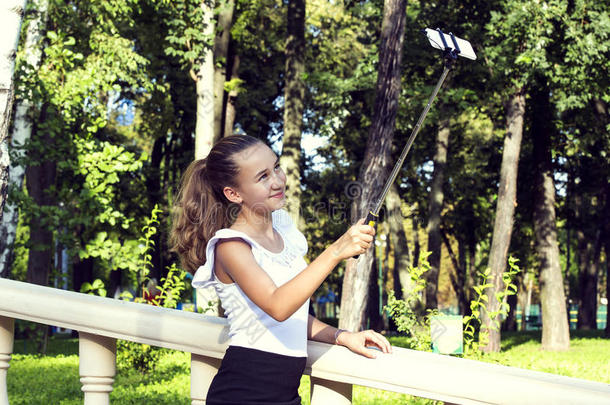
[271,191,285,198]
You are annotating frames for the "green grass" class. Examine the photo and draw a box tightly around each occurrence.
[478,330,610,384]
[6,330,610,404]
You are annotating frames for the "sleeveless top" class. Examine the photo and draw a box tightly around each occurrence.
[192,209,310,357]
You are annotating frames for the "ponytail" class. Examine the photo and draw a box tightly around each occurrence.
[169,135,264,274]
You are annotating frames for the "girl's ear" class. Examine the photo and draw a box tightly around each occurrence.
[223,186,242,204]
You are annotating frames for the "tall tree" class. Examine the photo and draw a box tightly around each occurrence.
[386,183,413,301]
[194,0,216,159]
[0,0,48,279]
[481,89,525,352]
[339,0,407,331]
[0,0,27,217]
[223,52,240,136]
[280,0,306,223]
[480,0,562,352]
[212,0,235,140]
[596,103,609,339]
[425,116,450,309]
[531,76,569,351]
[550,0,609,336]
[24,103,55,287]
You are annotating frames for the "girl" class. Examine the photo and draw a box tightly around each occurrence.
[170,135,392,405]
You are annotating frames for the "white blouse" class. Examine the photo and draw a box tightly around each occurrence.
[192,209,310,357]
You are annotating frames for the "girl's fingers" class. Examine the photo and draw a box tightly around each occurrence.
[359,224,375,235]
[364,330,393,353]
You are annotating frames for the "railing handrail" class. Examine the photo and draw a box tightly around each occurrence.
[1,278,609,405]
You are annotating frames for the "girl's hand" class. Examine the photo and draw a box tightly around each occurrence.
[331,218,375,260]
[336,330,393,359]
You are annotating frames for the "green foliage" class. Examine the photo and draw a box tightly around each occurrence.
[137,204,164,283]
[80,278,107,297]
[463,256,521,354]
[148,263,187,309]
[114,205,189,374]
[161,0,215,69]
[385,252,438,351]
[9,0,154,287]
[116,340,164,375]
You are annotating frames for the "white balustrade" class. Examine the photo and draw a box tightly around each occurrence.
[79,332,116,405]
[310,376,352,405]
[0,317,14,405]
[190,354,221,405]
[0,278,610,405]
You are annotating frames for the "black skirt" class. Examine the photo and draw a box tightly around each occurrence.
[206,345,307,405]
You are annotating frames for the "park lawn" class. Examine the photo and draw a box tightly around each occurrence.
[6,330,609,404]
[479,330,610,384]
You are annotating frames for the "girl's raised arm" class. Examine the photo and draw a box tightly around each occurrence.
[215,218,375,322]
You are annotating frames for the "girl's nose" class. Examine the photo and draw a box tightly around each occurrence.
[271,168,285,187]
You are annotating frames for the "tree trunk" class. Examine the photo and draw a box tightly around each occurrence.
[503,293,518,331]
[578,230,601,330]
[0,0,27,217]
[146,136,165,282]
[603,180,610,338]
[367,252,383,330]
[465,239,476,316]
[481,91,525,353]
[412,216,420,268]
[386,183,412,301]
[25,107,55,287]
[72,257,93,294]
[425,117,450,309]
[213,0,234,140]
[441,229,464,314]
[194,0,220,315]
[279,0,305,224]
[0,0,47,279]
[194,0,216,160]
[606,239,610,338]
[574,192,597,329]
[224,52,239,136]
[458,238,469,315]
[517,277,528,331]
[339,0,407,332]
[531,79,570,351]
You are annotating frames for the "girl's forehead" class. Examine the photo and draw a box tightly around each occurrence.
[236,143,277,168]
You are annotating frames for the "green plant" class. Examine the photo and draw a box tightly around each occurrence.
[116,205,190,374]
[149,263,187,309]
[80,278,107,297]
[136,204,163,296]
[385,251,438,351]
[463,256,521,354]
[116,340,163,375]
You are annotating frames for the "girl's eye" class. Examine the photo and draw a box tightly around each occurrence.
[274,164,281,171]
[259,173,268,181]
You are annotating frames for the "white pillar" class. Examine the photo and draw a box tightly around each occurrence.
[0,317,14,405]
[190,353,221,405]
[310,376,352,405]
[79,332,116,405]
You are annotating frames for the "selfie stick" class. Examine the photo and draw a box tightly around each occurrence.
[354,29,476,258]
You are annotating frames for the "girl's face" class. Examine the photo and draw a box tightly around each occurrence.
[224,143,287,214]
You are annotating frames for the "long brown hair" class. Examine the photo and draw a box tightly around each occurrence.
[169,135,264,274]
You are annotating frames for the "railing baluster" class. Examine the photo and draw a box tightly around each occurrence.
[79,332,116,405]
[310,376,352,405]
[190,353,221,405]
[0,317,14,405]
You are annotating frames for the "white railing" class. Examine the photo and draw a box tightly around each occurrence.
[1,278,609,405]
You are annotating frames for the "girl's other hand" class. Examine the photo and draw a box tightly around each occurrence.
[331,218,375,260]
[336,330,393,359]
